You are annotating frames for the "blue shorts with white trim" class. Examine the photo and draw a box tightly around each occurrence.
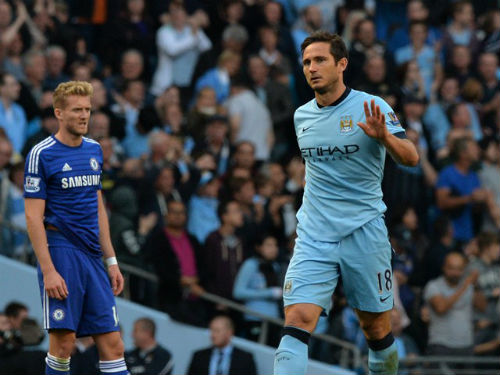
[38,231,120,337]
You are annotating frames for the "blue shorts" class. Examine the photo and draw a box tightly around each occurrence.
[283,216,393,313]
[38,232,120,337]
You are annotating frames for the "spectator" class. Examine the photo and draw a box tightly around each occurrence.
[109,185,157,304]
[476,52,500,136]
[387,0,441,53]
[226,76,273,162]
[151,1,212,99]
[391,308,420,373]
[347,18,394,85]
[126,318,174,375]
[291,5,323,63]
[355,55,399,110]
[90,78,126,141]
[424,252,478,370]
[4,301,28,330]
[20,49,46,116]
[233,234,283,345]
[43,45,69,91]
[398,60,426,101]
[479,137,500,232]
[21,108,58,158]
[187,171,221,245]
[231,141,256,176]
[148,200,207,325]
[395,20,440,98]
[186,87,223,143]
[187,315,257,375]
[194,50,242,104]
[257,25,292,72]
[447,102,482,143]
[435,137,500,244]
[247,55,294,160]
[421,216,455,285]
[445,44,473,87]
[441,0,480,59]
[105,49,145,95]
[204,200,246,302]
[0,72,27,153]
[466,232,500,350]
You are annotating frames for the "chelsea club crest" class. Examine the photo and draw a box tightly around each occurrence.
[340,115,353,134]
[90,158,99,171]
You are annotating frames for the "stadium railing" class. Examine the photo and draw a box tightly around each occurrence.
[3,222,499,373]
[119,262,363,370]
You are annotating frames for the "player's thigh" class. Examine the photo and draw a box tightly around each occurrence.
[48,329,76,358]
[339,216,393,313]
[354,309,392,340]
[93,331,125,360]
[38,246,85,332]
[284,303,324,333]
[283,230,340,315]
[77,255,120,337]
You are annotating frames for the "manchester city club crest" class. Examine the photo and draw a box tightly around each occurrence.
[340,115,353,134]
[284,279,293,295]
[90,157,99,171]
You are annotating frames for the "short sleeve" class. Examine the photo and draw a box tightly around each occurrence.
[435,169,452,190]
[374,97,405,136]
[423,280,441,302]
[24,148,48,199]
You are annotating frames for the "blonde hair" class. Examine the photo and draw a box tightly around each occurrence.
[53,81,93,109]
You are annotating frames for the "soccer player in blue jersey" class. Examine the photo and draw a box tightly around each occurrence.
[273,32,419,375]
[24,81,129,375]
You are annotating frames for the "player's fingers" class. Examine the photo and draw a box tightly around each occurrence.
[375,105,381,119]
[370,99,376,117]
[111,276,118,293]
[57,285,67,300]
[116,275,124,295]
[363,101,370,118]
[61,279,69,298]
[381,113,385,125]
[50,287,62,300]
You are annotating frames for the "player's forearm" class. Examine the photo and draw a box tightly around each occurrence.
[97,192,116,259]
[381,134,419,166]
[25,218,55,274]
[98,204,116,259]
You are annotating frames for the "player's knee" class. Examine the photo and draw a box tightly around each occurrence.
[359,319,389,340]
[285,307,317,331]
[105,336,125,359]
[51,335,76,358]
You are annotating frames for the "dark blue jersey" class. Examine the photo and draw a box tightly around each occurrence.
[24,136,103,255]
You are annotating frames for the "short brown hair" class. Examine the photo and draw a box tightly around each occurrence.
[53,81,93,109]
[300,31,348,62]
[478,232,499,253]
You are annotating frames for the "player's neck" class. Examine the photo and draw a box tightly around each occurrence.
[55,130,83,147]
[315,82,346,107]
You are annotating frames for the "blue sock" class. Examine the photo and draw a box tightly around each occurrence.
[45,353,70,375]
[274,327,310,375]
[368,340,398,375]
[99,358,129,375]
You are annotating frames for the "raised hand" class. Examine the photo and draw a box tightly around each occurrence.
[357,99,389,141]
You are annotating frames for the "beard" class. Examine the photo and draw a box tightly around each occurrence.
[67,122,88,136]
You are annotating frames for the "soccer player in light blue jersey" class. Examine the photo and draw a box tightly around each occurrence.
[24,81,129,375]
[273,32,419,375]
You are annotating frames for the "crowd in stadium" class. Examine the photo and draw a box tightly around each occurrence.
[0,0,499,372]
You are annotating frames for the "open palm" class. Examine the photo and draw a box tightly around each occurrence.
[357,99,389,140]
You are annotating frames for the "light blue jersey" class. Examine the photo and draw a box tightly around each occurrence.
[295,88,405,242]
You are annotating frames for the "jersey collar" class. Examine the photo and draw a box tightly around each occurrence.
[317,86,351,108]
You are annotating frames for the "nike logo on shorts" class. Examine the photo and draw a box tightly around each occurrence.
[380,296,390,302]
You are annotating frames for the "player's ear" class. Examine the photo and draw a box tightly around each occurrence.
[338,57,348,72]
[54,107,63,120]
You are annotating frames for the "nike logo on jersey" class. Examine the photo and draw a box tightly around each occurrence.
[302,126,312,132]
[62,163,72,172]
[380,296,390,302]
